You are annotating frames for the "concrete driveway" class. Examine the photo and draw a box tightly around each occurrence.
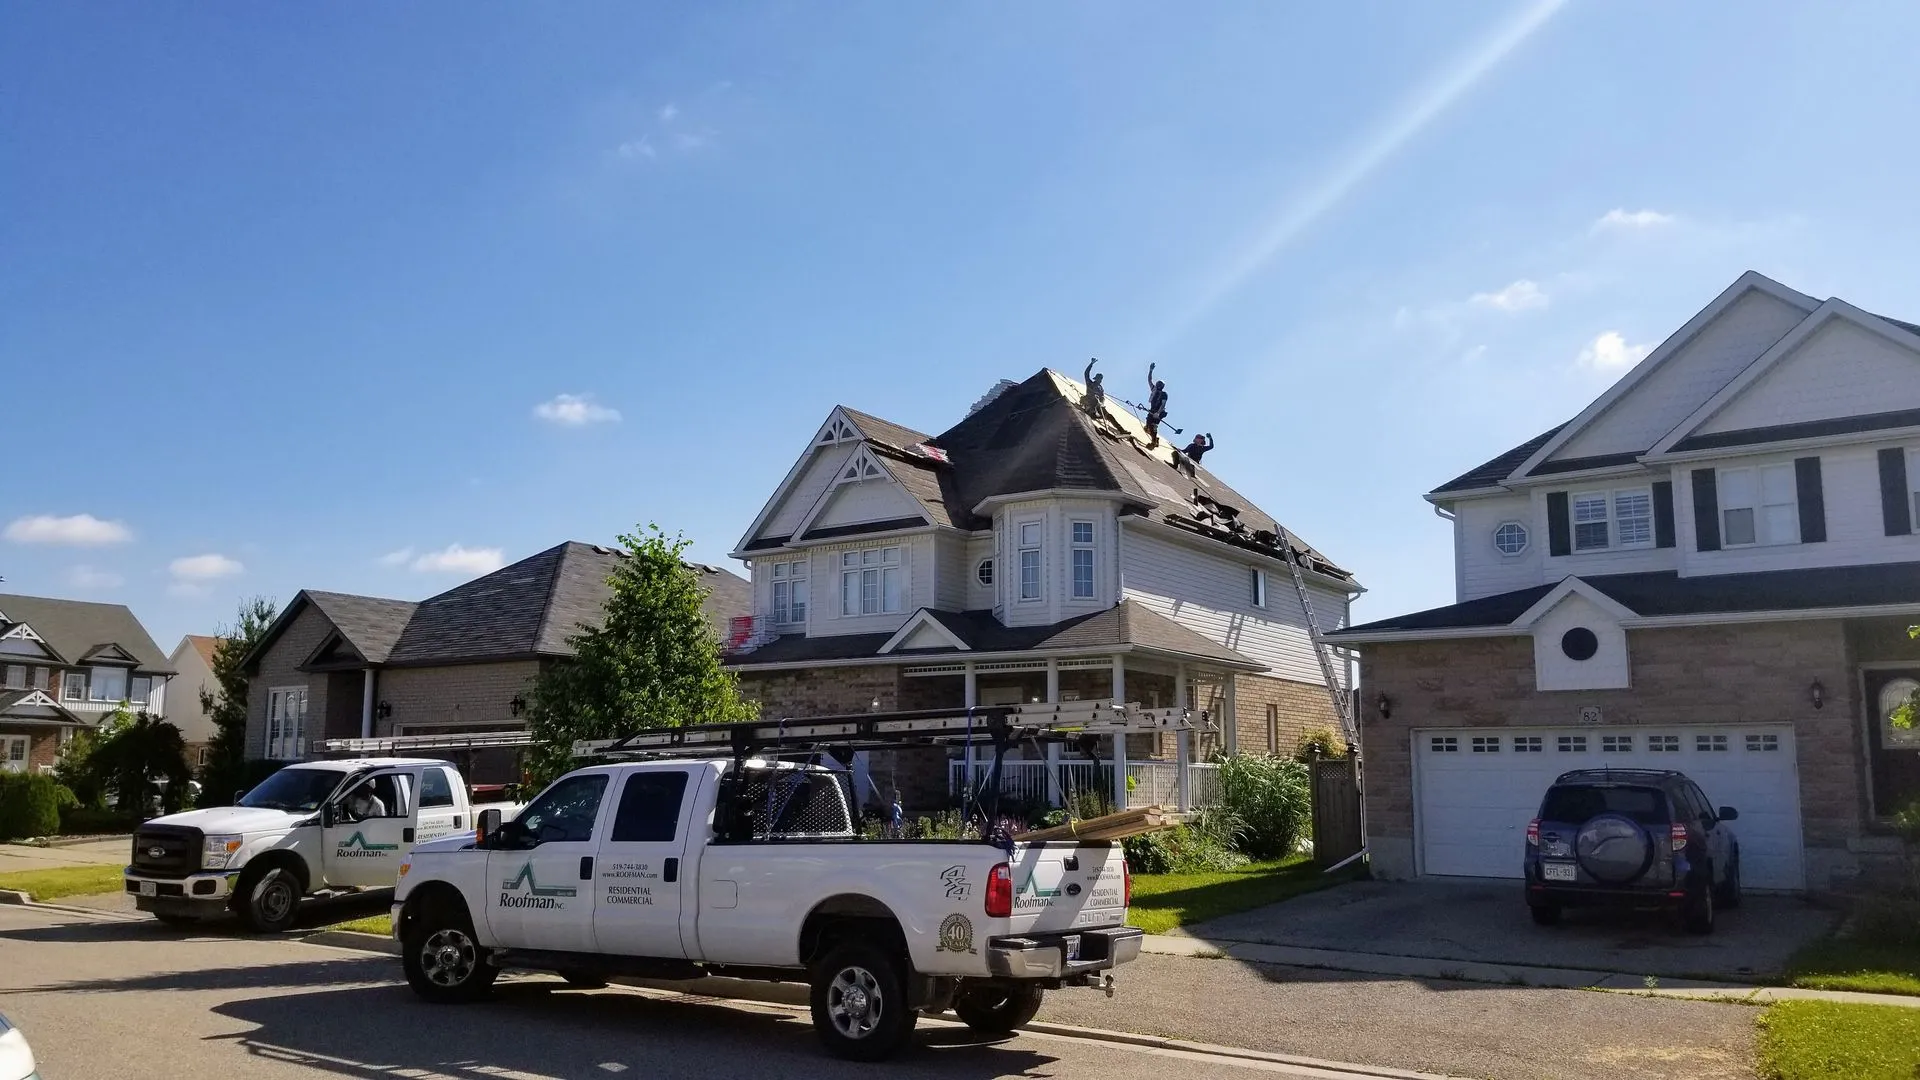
[1174,878,1838,981]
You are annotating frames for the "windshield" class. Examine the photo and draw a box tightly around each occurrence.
[1542,785,1668,826]
[238,768,348,812]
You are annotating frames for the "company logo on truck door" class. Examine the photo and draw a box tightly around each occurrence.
[334,831,401,857]
[1015,872,1064,911]
[498,862,577,909]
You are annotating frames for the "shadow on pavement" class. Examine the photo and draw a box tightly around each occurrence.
[3,888,391,941]
[13,955,394,995]
[205,981,1062,1079]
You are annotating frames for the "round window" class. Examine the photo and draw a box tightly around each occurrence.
[1561,627,1599,661]
[976,559,994,587]
[1493,521,1529,556]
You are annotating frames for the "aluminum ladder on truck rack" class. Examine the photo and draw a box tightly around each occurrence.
[1274,525,1360,755]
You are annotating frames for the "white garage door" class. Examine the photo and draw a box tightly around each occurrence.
[1413,723,1804,890]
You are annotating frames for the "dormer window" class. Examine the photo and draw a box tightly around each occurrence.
[88,666,127,702]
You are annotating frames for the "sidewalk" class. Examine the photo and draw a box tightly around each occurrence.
[0,838,130,872]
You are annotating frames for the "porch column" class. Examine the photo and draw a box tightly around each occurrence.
[1045,659,1062,806]
[963,662,978,796]
[360,668,376,740]
[1110,656,1128,809]
[1174,664,1192,812]
[1223,672,1238,755]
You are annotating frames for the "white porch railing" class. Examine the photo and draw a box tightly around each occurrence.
[948,759,1221,810]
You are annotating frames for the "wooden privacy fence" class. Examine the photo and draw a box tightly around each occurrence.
[1310,755,1364,869]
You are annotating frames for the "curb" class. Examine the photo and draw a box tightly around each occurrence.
[0,890,146,921]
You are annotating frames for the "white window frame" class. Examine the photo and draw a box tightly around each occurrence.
[1,664,24,690]
[975,558,994,587]
[839,546,903,617]
[88,665,128,703]
[1070,520,1096,600]
[266,685,310,760]
[1016,520,1043,603]
[1717,463,1798,548]
[1492,521,1529,557]
[769,560,808,626]
[62,671,86,701]
[130,675,153,706]
[1250,568,1267,608]
[1570,487,1654,552]
[1,735,27,772]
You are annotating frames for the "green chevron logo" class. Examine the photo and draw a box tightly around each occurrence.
[1014,873,1063,909]
[334,831,400,857]
[500,862,577,899]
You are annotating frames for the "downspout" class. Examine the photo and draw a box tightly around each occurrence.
[361,668,376,739]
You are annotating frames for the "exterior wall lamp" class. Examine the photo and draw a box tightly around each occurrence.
[1809,679,1825,710]
[509,695,527,717]
[1376,693,1392,720]
[376,701,393,720]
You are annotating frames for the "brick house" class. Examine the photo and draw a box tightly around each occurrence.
[0,592,172,773]
[724,368,1360,806]
[1329,271,1920,892]
[239,541,750,783]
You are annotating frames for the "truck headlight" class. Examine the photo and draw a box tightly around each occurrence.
[202,834,243,869]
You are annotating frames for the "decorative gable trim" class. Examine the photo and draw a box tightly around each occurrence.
[877,610,972,654]
[78,643,138,665]
[1647,299,1920,457]
[1511,577,1639,629]
[0,623,63,664]
[733,407,890,556]
[300,630,368,671]
[1509,272,1818,481]
[786,445,928,542]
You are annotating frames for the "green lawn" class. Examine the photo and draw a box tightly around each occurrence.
[1757,1001,1920,1080]
[1787,935,1920,998]
[0,864,126,901]
[325,913,392,937]
[1126,855,1355,935]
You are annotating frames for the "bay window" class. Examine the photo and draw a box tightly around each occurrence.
[88,666,127,702]
[1070,520,1096,599]
[770,560,808,625]
[839,546,902,616]
[1719,463,1797,546]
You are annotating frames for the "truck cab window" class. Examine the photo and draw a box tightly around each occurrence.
[340,773,410,821]
[420,767,456,809]
[510,774,609,847]
[611,771,690,843]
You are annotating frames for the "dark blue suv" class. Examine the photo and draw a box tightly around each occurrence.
[1524,768,1741,935]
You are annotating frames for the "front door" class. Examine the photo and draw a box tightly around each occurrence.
[1865,670,1920,818]
[486,772,609,953]
[593,766,701,958]
[322,769,415,888]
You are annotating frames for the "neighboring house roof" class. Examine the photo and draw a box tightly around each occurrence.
[0,593,173,674]
[306,592,419,664]
[728,600,1263,670]
[0,688,87,727]
[1332,561,1920,637]
[184,634,222,668]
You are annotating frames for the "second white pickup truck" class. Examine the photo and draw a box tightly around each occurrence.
[394,753,1145,1060]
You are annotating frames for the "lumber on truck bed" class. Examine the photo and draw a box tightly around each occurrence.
[1012,805,1178,843]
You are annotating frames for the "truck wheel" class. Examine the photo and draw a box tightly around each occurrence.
[235,864,302,933]
[952,983,1045,1034]
[402,904,499,1003]
[810,940,916,1062]
[1681,870,1716,936]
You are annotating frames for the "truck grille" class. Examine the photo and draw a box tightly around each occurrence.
[131,825,202,877]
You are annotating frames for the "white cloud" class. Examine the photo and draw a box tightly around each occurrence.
[67,565,123,590]
[1591,208,1675,233]
[170,553,245,580]
[616,137,656,160]
[1577,330,1654,370]
[534,393,622,427]
[659,103,679,122]
[4,513,133,546]
[378,547,415,567]
[1468,279,1548,312]
[410,544,505,575]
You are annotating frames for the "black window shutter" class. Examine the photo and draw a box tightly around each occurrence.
[1691,469,1721,551]
[1652,481,1676,549]
[1546,491,1571,557]
[1879,447,1912,536]
[1794,457,1826,543]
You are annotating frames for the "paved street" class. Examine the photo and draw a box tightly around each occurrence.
[0,904,1419,1080]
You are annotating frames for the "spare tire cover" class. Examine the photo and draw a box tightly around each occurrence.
[1575,813,1654,884]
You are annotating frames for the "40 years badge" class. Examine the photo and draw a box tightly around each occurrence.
[937,913,975,954]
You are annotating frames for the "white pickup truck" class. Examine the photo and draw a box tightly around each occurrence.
[125,757,517,932]
[393,756,1144,1061]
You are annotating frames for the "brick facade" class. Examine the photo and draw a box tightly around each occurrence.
[0,726,61,772]
[1356,619,1875,889]
[1215,672,1343,759]
[244,604,334,760]
[376,661,542,738]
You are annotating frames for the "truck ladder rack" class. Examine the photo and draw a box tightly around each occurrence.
[319,731,536,755]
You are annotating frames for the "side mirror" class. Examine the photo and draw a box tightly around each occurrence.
[476,808,503,846]
[1718,806,1739,822]
[233,789,245,806]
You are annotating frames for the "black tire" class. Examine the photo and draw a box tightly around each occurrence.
[952,983,1045,1034]
[234,863,303,933]
[1715,850,1743,910]
[809,939,917,1062]
[559,970,609,990]
[1682,869,1716,935]
[402,898,499,1003]
[1529,902,1562,927]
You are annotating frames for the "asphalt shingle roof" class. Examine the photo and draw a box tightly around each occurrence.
[0,593,172,674]
[1429,425,1567,495]
[303,592,418,664]
[0,687,86,726]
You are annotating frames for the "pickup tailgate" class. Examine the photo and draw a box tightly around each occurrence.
[1007,843,1126,932]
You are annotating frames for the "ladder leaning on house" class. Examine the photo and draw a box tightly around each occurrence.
[1275,526,1360,756]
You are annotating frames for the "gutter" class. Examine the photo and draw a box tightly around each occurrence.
[725,641,1268,674]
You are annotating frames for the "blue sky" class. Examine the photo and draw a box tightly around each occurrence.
[7,1,1920,648]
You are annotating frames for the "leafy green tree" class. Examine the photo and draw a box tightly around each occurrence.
[197,597,278,806]
[91,709,193,815]
[523,525,756,785]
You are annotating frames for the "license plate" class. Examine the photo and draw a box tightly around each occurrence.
[1543,862,1576,882]
[1063,935,1081,961]
[138,880,157,897]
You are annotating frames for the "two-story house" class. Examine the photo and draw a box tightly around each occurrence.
[724,368,1360,806]
[1330,271,1920,893]
[0,592,172,772]
[159,635,225,770]
[238,541,750,783]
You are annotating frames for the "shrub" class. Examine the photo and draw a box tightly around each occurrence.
[1122,811,1250,874]
[1217,753,1312,859]
[0,773,78,841]
[1294,725,1348,760]
[59,805,143,836]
